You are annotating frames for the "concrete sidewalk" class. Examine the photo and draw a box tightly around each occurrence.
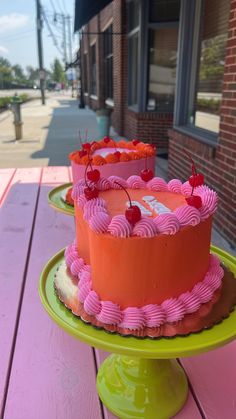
[0,93,234,254]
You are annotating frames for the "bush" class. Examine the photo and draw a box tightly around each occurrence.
[0,94,29,110]
[196,98,221,115]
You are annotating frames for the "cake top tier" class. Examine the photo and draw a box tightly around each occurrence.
[72,175,218,238]
[69,138,156,166]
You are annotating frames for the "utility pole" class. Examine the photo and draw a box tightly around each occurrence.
[67,15,74,96]
[79,32,85,109]
[36,0,45,105]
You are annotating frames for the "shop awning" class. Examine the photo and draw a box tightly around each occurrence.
[74,0,113,32]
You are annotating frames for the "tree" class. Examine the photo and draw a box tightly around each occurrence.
[51,58,65,83]
[0,57,13,88]
[12,64,26,83]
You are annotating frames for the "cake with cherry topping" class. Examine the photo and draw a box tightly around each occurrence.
[69,137,156,184]
[54,156,236,337]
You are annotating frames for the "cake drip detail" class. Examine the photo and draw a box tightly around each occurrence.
[65,243,224,330]
[72,175,218,238]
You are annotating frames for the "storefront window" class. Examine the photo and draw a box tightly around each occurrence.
[147,27,178,111]
[90,44,97,95]
[189,0,230,133]
[127,0,140,107]
[104,25,113,100]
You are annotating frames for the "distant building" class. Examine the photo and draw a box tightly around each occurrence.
[75,0,236,248]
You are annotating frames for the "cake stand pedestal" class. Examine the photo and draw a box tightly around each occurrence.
[48,183,74,216]
[39,246,236,419]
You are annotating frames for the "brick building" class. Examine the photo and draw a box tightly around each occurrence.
[75,0,236,248]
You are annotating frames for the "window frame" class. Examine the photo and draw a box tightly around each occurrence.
[173,0,226,146]
[90,43,97,96]
[103,24,113,100]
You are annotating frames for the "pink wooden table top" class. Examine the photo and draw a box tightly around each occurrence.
[0,166,235,419]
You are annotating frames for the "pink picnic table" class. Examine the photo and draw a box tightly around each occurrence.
[0,166,236,419]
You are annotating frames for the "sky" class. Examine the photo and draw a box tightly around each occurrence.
[0,0,77,71]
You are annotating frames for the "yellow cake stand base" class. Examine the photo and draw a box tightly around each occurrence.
[39,246,236,419]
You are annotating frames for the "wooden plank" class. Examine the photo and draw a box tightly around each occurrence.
[95,350,202,419]
[4,167,102,419]
[0,168,41,415]
[41,166,70,184]
[0,169,16,206]
[180,341,236,418]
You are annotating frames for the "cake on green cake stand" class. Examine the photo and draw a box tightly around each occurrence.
[48,183,74,216]
[39,246,236,419]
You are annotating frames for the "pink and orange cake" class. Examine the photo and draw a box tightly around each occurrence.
[69,138,156,184]
[55,164,236,338]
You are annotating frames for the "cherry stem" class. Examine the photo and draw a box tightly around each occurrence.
[78,130,83,148]
[84,160,92,189]
[114,181,132,207]
[145,153,147,170]
[184,149,197,175]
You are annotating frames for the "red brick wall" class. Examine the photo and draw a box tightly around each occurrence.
[168,0,236,248]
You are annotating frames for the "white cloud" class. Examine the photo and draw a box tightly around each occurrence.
[0,14,29,34]
[0,46,9,55]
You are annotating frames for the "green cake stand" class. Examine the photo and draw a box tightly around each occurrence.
[39,246,236,419]
[48,183,74,216]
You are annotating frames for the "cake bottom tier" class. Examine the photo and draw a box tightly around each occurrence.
[54,246,236,338]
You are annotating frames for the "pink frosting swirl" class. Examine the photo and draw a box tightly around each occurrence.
[84,290,101,315]
[96,177,111,190]
[83,198,107,221]
[72,180,86,200]
[96,301,122,324]
[108,215,132,238]
[78,282,90,303]
[127,175,146,189]
[119,307,145,330]
[147,177,168,191]
[168,179,182,193]
[174,205,201,227]
[161,299,185,322]
[197,187,218,220]
[154,213,180,235]
[133,217,159,237]
[77,195,87,209]
[65,247,78,267]
[71,258,85,276]
[89,212,111,233]
[193,282,213,303]
[179,292,201,314]
[108,176,128,189]
[181,181,192,197]
[142,304,165,327]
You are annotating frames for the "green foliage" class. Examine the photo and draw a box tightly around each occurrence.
[0,94,29,109]
[196,98,221,115]
[199,35,227,81]
[51,58,65,83]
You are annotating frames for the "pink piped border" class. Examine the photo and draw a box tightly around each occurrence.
[72,176,218,238]
[65,243,224,331]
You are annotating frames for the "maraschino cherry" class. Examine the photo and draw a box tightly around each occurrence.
[185,150,204,187]
[103,136,111,143]
[132,139,140,146]
[84,159,100,200]
[114,181,141,224]
[140,151,154,181]
[184,151,203,209]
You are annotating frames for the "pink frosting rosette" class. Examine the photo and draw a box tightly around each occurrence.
[147,177,168,191]
[108,176,128,189]
[108,215,133,238]
[89,212,111,233]
[154,213,180,235]
[174,205,201,227]
[133,217,159,237]
[127,175,146,189]
[168,179,182,193]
